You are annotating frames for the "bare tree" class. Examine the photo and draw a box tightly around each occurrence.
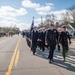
[68,5,75,23]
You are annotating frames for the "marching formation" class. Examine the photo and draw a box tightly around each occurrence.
[23,23,71,63]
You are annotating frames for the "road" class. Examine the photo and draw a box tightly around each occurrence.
[0,35,75,75]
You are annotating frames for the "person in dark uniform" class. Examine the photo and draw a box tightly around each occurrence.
[41,27,46,52]
[45,28,50,49]
[22,31,25,37]
[37,28,42,50]
[31,26,38,55]
[59,25,71,61]
[57,28,62,51]
[46,23,58,63]
[26,30,31,48]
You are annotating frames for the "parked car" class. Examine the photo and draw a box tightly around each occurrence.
[69,32,74,38]
[72,31,75,36]
[0,32,3,37]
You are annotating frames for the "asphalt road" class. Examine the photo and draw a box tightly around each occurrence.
[0,35,75,75]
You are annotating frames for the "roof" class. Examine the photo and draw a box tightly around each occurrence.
[70,23,75,29]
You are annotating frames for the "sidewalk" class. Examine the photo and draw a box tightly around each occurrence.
[11,37,75,75]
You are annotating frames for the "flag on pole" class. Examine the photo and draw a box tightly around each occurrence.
[30,17,34,32]
[29,17,34,51]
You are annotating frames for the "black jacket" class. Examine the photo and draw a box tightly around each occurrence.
[41,31,46,42]
[59,31,71,46]
[38,32,42,41]
[31,30,38,42]
[46,29,58,45]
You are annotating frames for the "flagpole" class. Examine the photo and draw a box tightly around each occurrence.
[29,17,34,52]
[33,17,34,21]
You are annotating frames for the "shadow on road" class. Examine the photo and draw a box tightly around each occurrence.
[35,48,75,72]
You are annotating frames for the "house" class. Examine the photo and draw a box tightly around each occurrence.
[70,23,75,29]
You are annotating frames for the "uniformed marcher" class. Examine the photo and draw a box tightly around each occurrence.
[46,23,58,63]
[41,27,46,52]
[59,25,71,61]
[26,30,31,47]
[37,28,42,49]
[45,28,50,49]
[57,28,62,51]
[31,26,38,55]
[22,31,26,37]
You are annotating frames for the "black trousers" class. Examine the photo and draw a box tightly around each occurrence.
[27,39,31,47]
[58,44,60,51]
[32,41,37,54]
[41,41,45,52]
[48,43,56,60]
[37,41,42,49]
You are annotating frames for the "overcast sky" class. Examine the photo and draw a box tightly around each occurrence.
[0,0,75,30]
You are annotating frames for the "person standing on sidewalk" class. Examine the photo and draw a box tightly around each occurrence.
[46,23,58,63]
[59,25,71,61]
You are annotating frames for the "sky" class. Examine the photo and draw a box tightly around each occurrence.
[0,0,75,30]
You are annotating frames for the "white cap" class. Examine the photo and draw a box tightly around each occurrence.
[33,26,37,28]
[57,28,61,30]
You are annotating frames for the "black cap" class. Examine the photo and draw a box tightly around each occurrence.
[62,25,67,28]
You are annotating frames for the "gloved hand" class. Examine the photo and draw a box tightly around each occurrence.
[37,39,40,41]
[45,41,48,45]
[59,43,61,46]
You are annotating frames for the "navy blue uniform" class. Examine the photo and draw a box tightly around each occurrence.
[37,32,42,49]
[26,32,31,47]
[58,32,61,51]
[22,31,25,37]
[46,29,58,61]
[31,30,38,54]
[41,31,46,52]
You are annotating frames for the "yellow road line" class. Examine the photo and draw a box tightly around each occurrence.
[5,38,20,75]
[14,50,20,67]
